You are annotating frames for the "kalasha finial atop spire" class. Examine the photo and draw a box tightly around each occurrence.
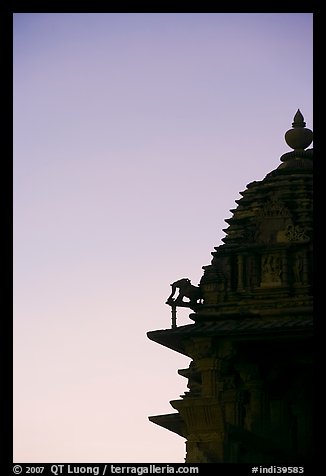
[285,109,313,150]
[276,109,313,170]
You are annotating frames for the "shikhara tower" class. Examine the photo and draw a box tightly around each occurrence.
[147,111,313,463]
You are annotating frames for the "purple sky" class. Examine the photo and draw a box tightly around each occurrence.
[13,13,313,463]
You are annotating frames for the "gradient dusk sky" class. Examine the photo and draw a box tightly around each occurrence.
[13,13,313,463]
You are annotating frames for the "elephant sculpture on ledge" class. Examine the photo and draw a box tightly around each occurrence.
[165,278,203,308]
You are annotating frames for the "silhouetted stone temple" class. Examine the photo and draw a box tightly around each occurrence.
[147,110,313,464]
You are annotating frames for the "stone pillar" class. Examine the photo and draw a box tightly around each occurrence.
[302,250,309,285]
[246,380,265,434]
[237,254,244,291]
[238,363,266,434]
[281,249,288,287]
[197,358,219,397]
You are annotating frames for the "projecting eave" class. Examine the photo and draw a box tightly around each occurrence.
[148,413,186,438]
[147,315,313,356]
[147,324,194,356]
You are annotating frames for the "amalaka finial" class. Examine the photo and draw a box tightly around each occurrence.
[285,109,313,151]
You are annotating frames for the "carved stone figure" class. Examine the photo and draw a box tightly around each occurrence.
[166,278,202,307]
[293,251,304,284]
[261,254,282,286]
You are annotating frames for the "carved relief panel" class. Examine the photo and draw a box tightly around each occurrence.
[255,198,292,245]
